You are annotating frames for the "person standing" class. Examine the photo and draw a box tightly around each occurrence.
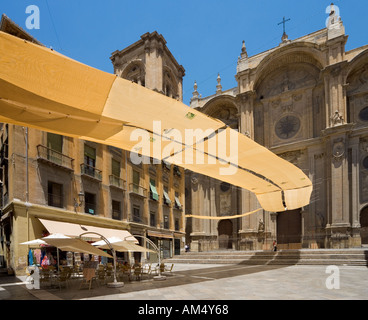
[273,240,277,252]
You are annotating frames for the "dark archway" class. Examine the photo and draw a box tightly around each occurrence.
[277,209,302,249]
[218,219,233,249]
[360,206,368,245]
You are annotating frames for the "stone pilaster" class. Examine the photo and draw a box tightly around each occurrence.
[323,124,354,248]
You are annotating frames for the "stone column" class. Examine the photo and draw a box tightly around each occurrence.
[189,175,206,252]
[236,91,262,250]
[350,137,362,247]
[323,124,354,248]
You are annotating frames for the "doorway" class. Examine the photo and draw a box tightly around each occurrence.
[174,239,181,255]
[277,209,302,249]
[360,206,368,245]
[218,219,233,249]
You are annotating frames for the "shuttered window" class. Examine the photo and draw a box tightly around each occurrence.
[47,133,62,153]
[112,159,120,177]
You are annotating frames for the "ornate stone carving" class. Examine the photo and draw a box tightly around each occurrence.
[331,110,344,126]
[281,104,294,113]
[191,176,198,185]
[271,99,281,108]
[258,219,265,232]
[275,115,301,140]
[278,150,303,165]
[314,153,325,160]
[332,139,345,165]
[347,65,368,95]
[219,193,231,215]
[360,138,368,153]
[256,60,319,99]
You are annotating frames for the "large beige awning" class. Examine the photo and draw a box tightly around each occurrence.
[39,219,137,243]
[41,234,113,258]
[93,238,155,253]
[0,31,313,213]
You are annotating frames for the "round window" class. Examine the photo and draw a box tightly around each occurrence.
[363,157,368,170]
[359,107,368,121]
[220,182,231,192]
[275,115,301,140]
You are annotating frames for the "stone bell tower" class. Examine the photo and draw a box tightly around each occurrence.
[110,31,185,102]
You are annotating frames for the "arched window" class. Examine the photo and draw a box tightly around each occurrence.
[163,69,178,99]
[122,62,145,87]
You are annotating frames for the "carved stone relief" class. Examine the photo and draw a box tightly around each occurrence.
[208,105,238,129]
[278,150,303,166]
[257,64,318,99]
[347,64,368,96]
[332,138,345,167]
[361,138,368,153]
[219,193,232,216]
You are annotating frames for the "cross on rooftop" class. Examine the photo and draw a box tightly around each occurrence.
[278,16,291,34]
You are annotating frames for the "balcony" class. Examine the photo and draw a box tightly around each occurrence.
[129,183,147,198]
[80,163,102,181]
[109,175,126,190]
[37,145,74,171]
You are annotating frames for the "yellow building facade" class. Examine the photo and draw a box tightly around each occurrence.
[0,15,185,275]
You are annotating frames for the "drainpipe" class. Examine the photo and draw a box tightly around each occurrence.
[25,127,29,241]
[125,150,129,222]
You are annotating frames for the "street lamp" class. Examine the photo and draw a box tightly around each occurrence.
[74,191,85,211]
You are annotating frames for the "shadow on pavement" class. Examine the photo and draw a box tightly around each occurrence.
[0,263,291,300]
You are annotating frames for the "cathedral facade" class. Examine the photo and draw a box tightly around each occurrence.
[186,10,368,251]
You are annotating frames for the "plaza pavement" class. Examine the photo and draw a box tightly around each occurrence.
[0,263,367,301]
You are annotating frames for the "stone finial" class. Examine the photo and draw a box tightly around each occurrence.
[192,81,199,99]
[190,80,199,104]
[281,32,290,44]
[241,40,248,58]
[216,73,222,94]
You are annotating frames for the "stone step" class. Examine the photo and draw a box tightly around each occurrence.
[167,258,368,266]
[171,254,368,261]
[167,249,368,266]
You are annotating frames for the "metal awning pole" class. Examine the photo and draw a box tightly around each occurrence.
[79,231,124,288]
[126,234,166,281]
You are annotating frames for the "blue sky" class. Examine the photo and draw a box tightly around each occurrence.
[1,0,367,105]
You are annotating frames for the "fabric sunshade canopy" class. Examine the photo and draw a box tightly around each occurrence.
[41,234,112,258]
[20,239,48,246]
[0,31,313,212]
[92,237,155,253]
[163,190,171,205]
[38,219,138,243]
[149,180,159,201]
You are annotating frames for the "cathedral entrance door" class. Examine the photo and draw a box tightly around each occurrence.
[360,206,368,245]
[276,209,302,249]
[218,219,233,249]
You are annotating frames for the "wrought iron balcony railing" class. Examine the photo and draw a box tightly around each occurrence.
[80,163,102,181]
[129,183,147,197]
[37,145,74,170]
[109,175,126,190]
